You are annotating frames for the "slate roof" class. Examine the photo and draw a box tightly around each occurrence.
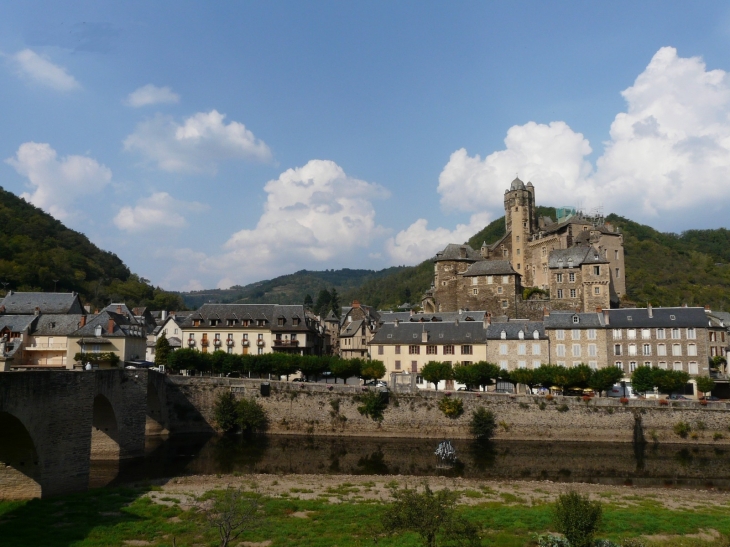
[379,311,487,323]
[433,243,482,262]
[509,177,526,191]
[104,303,142,325]
[370,321,488,345]
[181,304,317,333]
[0,315,36,333]
[604,307,709,329]
[340,320,364,338]
[168,337,182,348]
[485,321,547,340]
[548,246,609,268]
[544,311,606,329]
[0,291,83,314]
[461,260,516,277]
[72,310,146,338]
[708,312,730,328]
[31,314,86,335]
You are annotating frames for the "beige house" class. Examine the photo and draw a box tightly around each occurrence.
[338,301,380,359]
[67,310,147,369]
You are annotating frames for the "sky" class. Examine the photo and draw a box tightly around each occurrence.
[2,2,730,291]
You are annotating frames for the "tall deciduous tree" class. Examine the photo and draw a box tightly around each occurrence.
[421,361,454,390]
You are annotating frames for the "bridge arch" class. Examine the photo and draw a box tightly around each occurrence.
[91,394,120,460]
[146,381,168,435]
[0,411,42,499]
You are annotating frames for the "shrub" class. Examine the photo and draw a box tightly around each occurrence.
[696,420,707,431]
[620,397,629,404]
[539,402,547,411]
[469,407,496,440]
[356,390,388,422]
[498,420,510,432]
[519,402,529,409]
[700,399,708,406]
[213,391,239,433]
[714,432,724,441]
[236,398,268,434]
[546,394,554,401]
[673,421,691,438]
[438,396,464,419]
[659,398,669,406]
[556,404,569,412]
[553,490,603,547]
[582,395,592,403]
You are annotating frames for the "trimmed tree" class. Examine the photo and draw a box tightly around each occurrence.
[696,376,716,398]
[154,332,171,367]
[360,359,386,383]
[453,363,480,390]
[421,361,454,390]
[630,365,655,395]
[509,368,537,394]
[589,366,624,396]
[472,361,500,391]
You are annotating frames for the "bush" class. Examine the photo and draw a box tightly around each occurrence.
[673,421,691,438]
[659,399,669,406]
[546,394,554,401]
[553,490,603,547]
[236,398,268,434]
[438,396,464,418]
[556,404,569,412]
[620,397,629,404]
[469,407,496,441]
[356,390,388,422]
[213,391,239,434]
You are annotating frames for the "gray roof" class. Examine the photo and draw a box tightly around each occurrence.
[0,315,36,333]
[72,310,145,338]
[380,311,487,323]
[708,312,730,328]
[604,307,709,329]
[104,303,142,325]
[340,320,364,338]
[0,291,83,314]
[509,177,526,191]
[31,314,86,336]
[548,246,608,268]
[370,321,488,345]
[181,303,317,333]
[544,311,606,329]
[433,243,482,262]
[168,337,182,348]
[485,321,546,340]
[461,260,516,277]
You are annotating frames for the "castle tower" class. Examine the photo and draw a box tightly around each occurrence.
[503,178,536,278]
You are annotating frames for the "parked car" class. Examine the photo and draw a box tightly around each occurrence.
[668,394,691,400]
[457,387,477,392]
[292,377,308,383]
[700,395,720,401]
[363,380,388,388]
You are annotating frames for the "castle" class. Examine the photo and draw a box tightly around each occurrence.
[422,178,626,317]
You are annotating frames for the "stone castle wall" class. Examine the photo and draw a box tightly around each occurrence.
[159,375,730,445]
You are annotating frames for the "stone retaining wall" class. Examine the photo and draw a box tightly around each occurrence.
[159,375,730,445]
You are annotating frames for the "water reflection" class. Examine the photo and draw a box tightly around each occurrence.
[91,434,730,491]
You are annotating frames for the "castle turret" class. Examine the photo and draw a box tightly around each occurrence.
[503,178,537,278]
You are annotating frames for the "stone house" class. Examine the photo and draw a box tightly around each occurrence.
[544,310,609,369]
[337,301,379,359]
[485,319,549,371]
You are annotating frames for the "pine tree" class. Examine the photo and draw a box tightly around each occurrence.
[314,289,331,317]
[330,287,340,317]
[155,332,172,367]
[303,294,313,310]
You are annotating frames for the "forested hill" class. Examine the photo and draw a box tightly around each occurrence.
[0,186,184,310]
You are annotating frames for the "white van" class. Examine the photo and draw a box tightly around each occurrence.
[607,382,635,398]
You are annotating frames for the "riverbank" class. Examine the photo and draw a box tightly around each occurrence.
[3,472,730,546]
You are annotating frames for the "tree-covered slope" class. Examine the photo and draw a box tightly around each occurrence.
[0,186,184,310]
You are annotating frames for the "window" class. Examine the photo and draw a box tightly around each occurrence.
[672,343,682,356]
[673,361,682,371]
[556,344,566,357]
[518,330,525,340]
[471,277,478,286]
[614,344,622,356]
[594,286,601,295]
[227,347,233,354]
[687,343,697,356]
[516,235,520,242]
[503,249,508,257]
[277,318,284,326]
[501,300,508,308]
[518,360,526,368]
[589,361,598,370]
[572,344,581,357]
[444,345,455,355]
[689,362,699,375]
[594,266,600,275]
[613,329,622,340]
[487,275,493,284]
[627,329,636,339]
[532,343,541,355]
[628,343,637,356]
[461,345,473,355]
[640,329,650,340]
[378,345,384,355]
[572,329,580,339]
[518,343,526,355]
[556,273,563,283]
[557,289,564,299]
[643,344,651,356]
[409,345,420,355]
[395,345,401,355]
[658,361,667,370]
[629,361,638,372]
[656,328,665,339]
[615,250,619,260]
[672,328,680,339]
[616,268,620,278]
[644,361,652,368]
[587,329,597,340]
[516,249,521,255]
[243,333,248,341]
[497,286,503,294]
[615,361,624,371]
[411,361,418,373]
[533,360,541,368]
[657,343,666,356]
[556,330,565,340]
[395,360,401,370]
[427,345,437,355]
[569,272,575,282]
[588,344,597,357]
[472,288,478,295]
[174,328,178,335]
[710,332,717,342]
[570,289,577,298]
[502,276,509,284]
[687,328,696,339]
[499,343,508,355]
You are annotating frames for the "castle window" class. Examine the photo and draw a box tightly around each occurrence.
[589,344,597,357]
[557,289,563,299]
[487,275,493,284]
[517,263,521,269]
[523,221,527,229]
[556,344,566,357]
[532,343,541,354]
[569,272,575,282]
[503,249,508,257]
[687,328,696,339]
[613,329,622,339]
[395,360,401,370]
[594,286,600,295]
[501,300,508,308]
[614,344,622,355]
[518,343,526,354]
[587,329,597,340]
[409,345,420,355]
[502,276,509,283]
[556,273,563,283]
[461,345,473,355]
[516,236,520,242]
[573,316,579,325]
[616,268,620,278]
[516,249,521,255]
[570,289,576,298]
[443,345,455,355]
[628,329,636,339]
[427,345,437,355]
[395,345,401,354]
[556,329,565,340]
[594,266,601,275]
[497,287,503,294]
[542,247,547,257]
[471,277,478,285]
[642,329,651,339]
[615,250,619,260]
[499,343,507,355]
[657,344,666,356]
[472,288,478,295]
[572,328,580,339]
[500,330,506,340]
[672,328,680,339]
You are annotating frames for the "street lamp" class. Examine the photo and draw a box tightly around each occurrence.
[53,279,59,292]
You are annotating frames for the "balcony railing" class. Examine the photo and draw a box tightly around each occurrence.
[188,339,196,346]
[201,339,209,347]
[273,339,299,347]
[242,340,250,347]
[25,343,67,350]
[256,339,265,347]
[226,339,234,346]
[213,339,222,347]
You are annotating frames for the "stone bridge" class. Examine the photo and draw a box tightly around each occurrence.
[0,369,167,499]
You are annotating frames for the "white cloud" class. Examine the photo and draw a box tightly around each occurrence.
[8,49,81,91]
[385,213,490,264]
[213,159,388,283]
[125,84,180,107]
[5,142,111,220]
[114,192,208,233]
[123,110,272,173]
[436,47,730,225]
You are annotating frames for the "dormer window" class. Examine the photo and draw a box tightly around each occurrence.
[243,320,250,327]
[670,315,676,320]
[627,316,632,321]
[193,320,201,327]
[95,325,102,337]
[533,330,539,340]
[518,331,524,339]
[573,316,579,324]
[293,318,300,326]
[500,330,506,340]
[278,318,285,326]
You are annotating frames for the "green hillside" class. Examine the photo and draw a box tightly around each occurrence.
[0,186,184,310]
[179,267,405,309]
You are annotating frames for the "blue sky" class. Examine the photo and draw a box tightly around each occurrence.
[2,2,730,290]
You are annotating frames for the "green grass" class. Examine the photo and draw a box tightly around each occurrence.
[3,487,730,546]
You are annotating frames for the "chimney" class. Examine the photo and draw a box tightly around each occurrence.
[107,318,115,333]
[682,303,688,308]
[596,307,602,313]
[79,315,86,327]
[0,305,5,314]
[84,305,91,313]
[351,300,361,309]
[705,305,711,313]
[455,318,459,326]
[543,307,549,318]
[394,319,399,328]
[94,309,100,314]
[161,310,168,321]
[422,331,428,343]
[410,309,414,317]
[648,303,653,318]
[116,305,122,314]
[34,306,40,316]
[603,309,610,326]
